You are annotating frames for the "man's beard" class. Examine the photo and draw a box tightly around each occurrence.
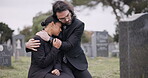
[64,20,72,25]
[66,21,71,25]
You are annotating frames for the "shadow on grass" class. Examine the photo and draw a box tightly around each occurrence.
[0,60,24,70]
[0,66,14,69]
[92,76,101,78]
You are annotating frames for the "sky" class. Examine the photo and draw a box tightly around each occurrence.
[0,0,116,36]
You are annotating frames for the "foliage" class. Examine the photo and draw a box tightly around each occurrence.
[32,11,90,43]
[108,34,114,43]
[32,11,52,35]
[0,57,119,78]
[0,22,14,44]
[19,26,33,42]
[71,0,148,21]
[69,0,148,42]
[81,30,92,43]
[19,11,52,42]
[113,33,119,42]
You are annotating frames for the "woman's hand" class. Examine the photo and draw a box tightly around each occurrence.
[53,38,62,49]
[51,69,60,76]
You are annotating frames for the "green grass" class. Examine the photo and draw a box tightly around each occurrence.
[0,57,31,78]
[0,57,119,78]
[88,57,120,78]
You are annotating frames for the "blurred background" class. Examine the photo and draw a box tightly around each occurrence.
[0,0,148,78]
[0,0,117,42]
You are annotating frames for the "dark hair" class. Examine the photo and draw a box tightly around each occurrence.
[41,16,59,26]
[52,1,75,19]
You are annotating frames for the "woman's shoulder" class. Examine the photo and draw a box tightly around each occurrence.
[33,35,45,42]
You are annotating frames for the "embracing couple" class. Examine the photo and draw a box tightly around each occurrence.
[26,1,92,78]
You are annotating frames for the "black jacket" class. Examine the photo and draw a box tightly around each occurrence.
[28,36,61,78]
[59,17,88,70]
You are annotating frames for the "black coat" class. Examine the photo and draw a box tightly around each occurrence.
[59,17,88,70]
[28,36,61,78]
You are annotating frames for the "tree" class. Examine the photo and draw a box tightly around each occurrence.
[19,26,32,42]
[81,30,92,43]
[72,0,148,21]
[0,22,14,44]
[32,11,52,35]
[69,0,148,42]
[33,0,148,42]
[32,11,92,43]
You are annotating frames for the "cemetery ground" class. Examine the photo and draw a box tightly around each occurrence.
[0,56,119,78]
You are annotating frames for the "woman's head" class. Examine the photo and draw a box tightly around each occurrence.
[41,16,62,36]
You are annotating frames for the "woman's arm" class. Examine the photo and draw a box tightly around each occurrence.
[32,36,60,68]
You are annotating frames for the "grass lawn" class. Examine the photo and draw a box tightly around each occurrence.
[88,57,120,78]
[0,56,119,78]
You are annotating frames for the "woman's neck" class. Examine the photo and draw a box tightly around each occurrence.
[44,28,52,36]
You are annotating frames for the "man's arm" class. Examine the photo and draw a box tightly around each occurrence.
[26,30,53,52]
[59,23,84,51]
[36,22,84,51]
[36,30,52,42]
[25,38,41,52]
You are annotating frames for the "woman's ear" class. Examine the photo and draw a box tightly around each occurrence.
[51,21,55,27]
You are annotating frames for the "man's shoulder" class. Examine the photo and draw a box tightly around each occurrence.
[74,18,84,23]
[73,18,84,26]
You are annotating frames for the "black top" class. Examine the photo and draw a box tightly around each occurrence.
[28,35,61,78]
[59,17,88,70]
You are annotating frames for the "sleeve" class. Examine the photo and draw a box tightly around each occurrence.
[59,23,84,51]
[26,48,32,52]
[54,52,62,71]
[32,36,60,68]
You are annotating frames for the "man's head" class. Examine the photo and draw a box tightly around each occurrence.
[52,1,75,25]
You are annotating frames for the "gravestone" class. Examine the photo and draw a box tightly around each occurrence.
[0,44,11,66]
[81,43,92,57]
[12,34,25,60]
[92,31,109,57]
[108,42,119,57]
[119,13,148,78]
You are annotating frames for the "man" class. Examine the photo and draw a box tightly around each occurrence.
[26,1,92,78]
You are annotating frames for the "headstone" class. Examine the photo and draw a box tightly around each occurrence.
[92,31,109,57]
[81,43,92,57]
[119,13,148,78]
[12,34,25,60]
[0,44,11,66]
[12,34,25,57]
[108,42,119,57]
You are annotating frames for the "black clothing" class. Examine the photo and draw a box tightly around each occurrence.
[28,36,72,78]
[59,17,92,78]
[59,17,88,70]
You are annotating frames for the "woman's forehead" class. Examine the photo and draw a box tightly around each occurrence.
[55,22,62,26]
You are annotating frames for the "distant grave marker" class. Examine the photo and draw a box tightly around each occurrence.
[0,44,11,66]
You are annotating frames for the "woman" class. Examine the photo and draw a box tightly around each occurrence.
[28,16,73,78]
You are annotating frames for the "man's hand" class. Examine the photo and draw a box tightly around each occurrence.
[51,69,60,76]
[53,38,62,49]
[25,38,40,51]
[36,30,50,41]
